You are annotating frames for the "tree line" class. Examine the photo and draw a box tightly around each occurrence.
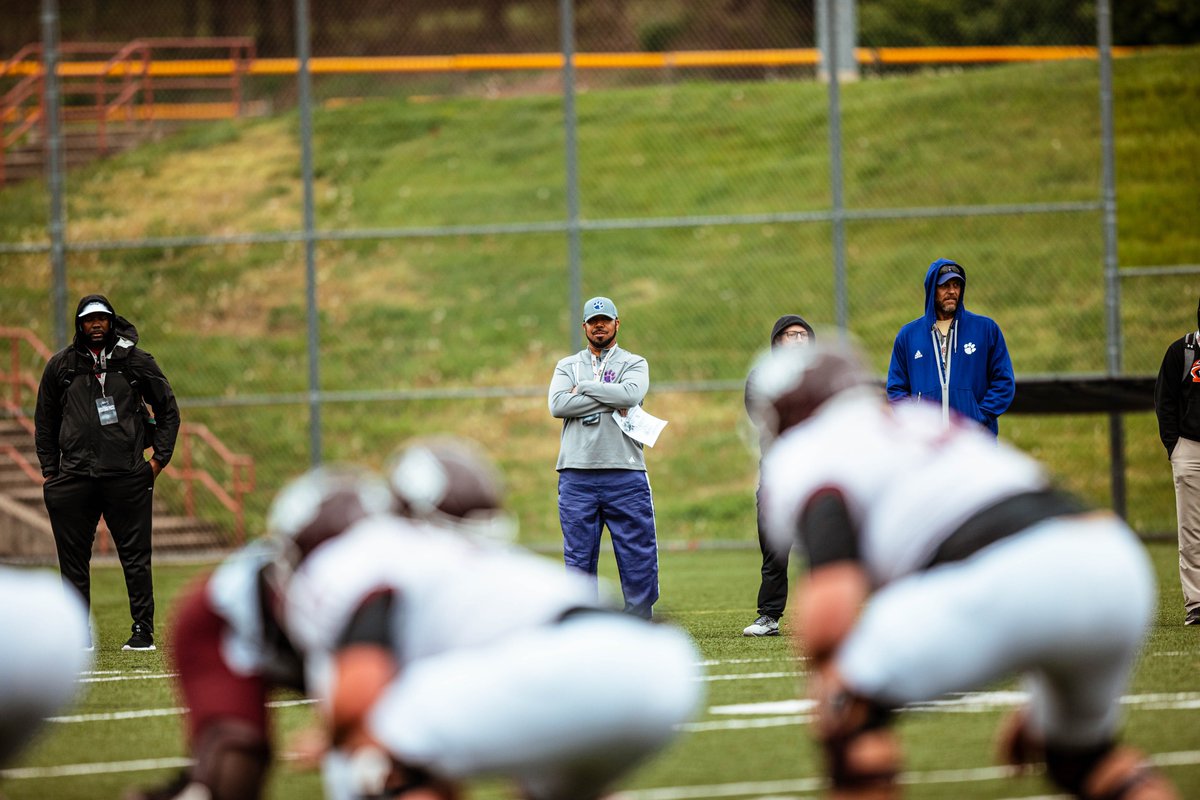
[1,0,1195,60]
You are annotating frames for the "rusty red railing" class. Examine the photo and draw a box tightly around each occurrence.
[178,422,256,545]
[1,37,256,185]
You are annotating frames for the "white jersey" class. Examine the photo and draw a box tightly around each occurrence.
[284,515,601,700]
[206,541,279,677]
[761,391,1048,585]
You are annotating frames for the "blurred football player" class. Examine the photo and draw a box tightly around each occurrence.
[280,437,703,800]
[125,467,394,800]
[749,342,1178,800]
[0,567,91,769]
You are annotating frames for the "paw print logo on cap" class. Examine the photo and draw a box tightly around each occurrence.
[583,296,618,322]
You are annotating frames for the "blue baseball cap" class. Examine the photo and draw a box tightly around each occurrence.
[936,262,966,285]
[583,296,618,322]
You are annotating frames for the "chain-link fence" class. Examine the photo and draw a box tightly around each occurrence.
[1,1,1197,547]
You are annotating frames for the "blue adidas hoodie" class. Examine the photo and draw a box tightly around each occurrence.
[885,258,1014,436]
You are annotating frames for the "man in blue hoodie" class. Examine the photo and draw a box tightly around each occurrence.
[886,258,1014,436]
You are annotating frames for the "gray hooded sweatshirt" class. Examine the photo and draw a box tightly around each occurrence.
[548,345,649,471]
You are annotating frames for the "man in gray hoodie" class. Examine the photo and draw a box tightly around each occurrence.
[549,296,658,618]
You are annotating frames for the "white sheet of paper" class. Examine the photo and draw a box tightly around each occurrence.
[612,405,668,448]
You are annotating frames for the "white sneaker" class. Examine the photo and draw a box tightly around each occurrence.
[742,615,779,637]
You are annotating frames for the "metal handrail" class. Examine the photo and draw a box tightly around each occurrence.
[0,327,255,545]
[0,46,44,185]
[93,40,151,152]
[0,42,41,78]
[178,422,256,545]
[0,327,52,414]
[1,37,255,186]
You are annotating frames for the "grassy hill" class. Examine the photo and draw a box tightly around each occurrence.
[1,47,1197,543]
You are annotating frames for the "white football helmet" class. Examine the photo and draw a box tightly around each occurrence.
[266,464,394,581]
[748,340,877,447]
[385,437,516,542]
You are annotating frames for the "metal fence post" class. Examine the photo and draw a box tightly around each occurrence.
[40,0,67,349]
[820,0,849,332]
[295,0,322,466]
[1097,0,1125,517]
[817,0,859,82]
[560,0,583,352]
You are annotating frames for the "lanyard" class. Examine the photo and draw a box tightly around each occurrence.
[92,349,109,397]
[590,347,615,383]
[929,323,954,428]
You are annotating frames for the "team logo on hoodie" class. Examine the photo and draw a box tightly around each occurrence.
[964,342,977,355]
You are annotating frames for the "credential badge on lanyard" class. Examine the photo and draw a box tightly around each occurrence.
[94,349,118,426]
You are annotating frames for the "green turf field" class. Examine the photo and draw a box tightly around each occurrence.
[2,541,1197,799]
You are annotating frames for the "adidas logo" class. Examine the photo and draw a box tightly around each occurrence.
[914,350,924,360]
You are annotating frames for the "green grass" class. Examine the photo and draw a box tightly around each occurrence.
[2,543,1198,799]
[0,48,1197,542]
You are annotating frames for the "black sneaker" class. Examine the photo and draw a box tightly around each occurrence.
[122,622,155,651]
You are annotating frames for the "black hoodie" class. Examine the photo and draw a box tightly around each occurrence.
[744,314,816,448]
[1154,297,1200,457]
[34,294,180,477]
[768,314,815,347]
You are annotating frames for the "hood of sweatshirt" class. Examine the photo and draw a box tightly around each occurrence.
[923,258,967,327]
[72,294,139,353]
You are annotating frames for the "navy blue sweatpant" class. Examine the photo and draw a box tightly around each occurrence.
[557,468,659,619]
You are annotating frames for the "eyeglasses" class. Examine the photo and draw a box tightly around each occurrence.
[782,330,809,341]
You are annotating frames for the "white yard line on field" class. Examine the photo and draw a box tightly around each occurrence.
[702,671,803,682]
[48,698,316,724]
[5,744,1197,787]
[680,715,814,733]
[708,691,1200,718]
[697,658,795,667]
[0,757,193,780]
[80,672,178,683]
[49,686,1200,728]
[71,659,791,685]
[618,752,1200,800]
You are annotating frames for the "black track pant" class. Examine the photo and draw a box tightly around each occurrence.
[755,482,789,620]
[43,462,155,631]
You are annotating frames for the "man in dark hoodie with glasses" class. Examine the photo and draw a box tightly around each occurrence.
[741,313,815,637]
[35,294,180,651]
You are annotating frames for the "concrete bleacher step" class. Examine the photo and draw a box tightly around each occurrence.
[144,515,227,551]
[2,125,150,185]
[0,471,36,490]
[2,475,232,557]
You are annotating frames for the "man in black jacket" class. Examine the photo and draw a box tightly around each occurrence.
[1154,296,1200,626]
[35,294,181,650]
